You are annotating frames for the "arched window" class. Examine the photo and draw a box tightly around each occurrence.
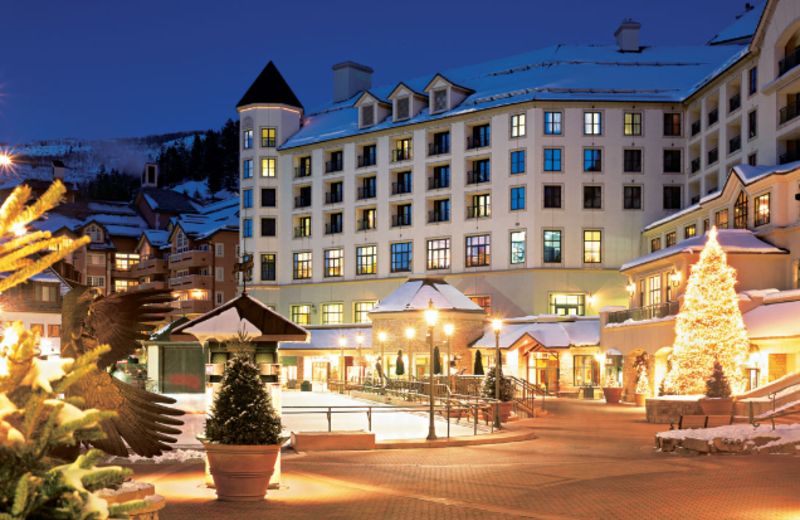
[84,224,102,243]
[734,191,748,229]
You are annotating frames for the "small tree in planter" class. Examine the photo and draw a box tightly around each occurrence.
[700,361,734,416]
[634,353,650,406]
[481,367,515,423]
[202,352,284,502]
[602,373,622,404]
[474,350,485,375]
[395,350,405,378]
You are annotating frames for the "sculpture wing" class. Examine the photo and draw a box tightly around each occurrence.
[85,288,174,370]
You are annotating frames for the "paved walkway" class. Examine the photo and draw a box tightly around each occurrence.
[125,400,800,519]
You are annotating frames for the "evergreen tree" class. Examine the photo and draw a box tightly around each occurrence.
[204,353,283,445]
[219,119,240,192]
[395,350,404,377]
[705,361,732,399]
[664,227,749,395]
[433,346,442,375]
[635,355,650,395]
[474,350,484,375]
[481,368,514,402]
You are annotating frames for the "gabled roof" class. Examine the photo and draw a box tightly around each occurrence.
[236,61,303,110]
[166,196,239,243]
[422,73,474,94]
[709,2,765,45]
[369,275,485,315]
[135,188,201,214]
[469,315,599,350]
[354,90,392,108]
[387,82,429,100]
[620,229,787,272]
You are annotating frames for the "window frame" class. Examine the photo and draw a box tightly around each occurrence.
[390,241,413,273]
[663,113,682,137]
[261,127,276,148]
[623,149,643,173]
[261,253,276,281]
[684,224,697,239]
[356,245,377,276]
[734,191,749,229]
[290,304,312,325]
[543,229,562,264]
[543,148,562,172]
[324,248,344,278]
[510,230,526,265]
[623,112,643,136]
[623,185,642,210]
[543,184,563,209]
[663,186,682,211]
[322,303,344,325]
[465,234,491,268]
[544,111,563,135]
[243,189,253,208]
[510,113,526,138]
[583,148,602,172]
[583,111,602,135]
[583,185,603,210]
[582,230,602,264]
[354,301,377,323]
[510,150,526,174]
[510,186,526,211]
[754,192,770,227]
[261,157,276,177]
[426,238,451,270]
[292,251,312,280]
[243,129,253,149]
[243,159,253,179]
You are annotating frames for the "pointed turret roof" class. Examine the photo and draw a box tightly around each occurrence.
[236,61,303,110]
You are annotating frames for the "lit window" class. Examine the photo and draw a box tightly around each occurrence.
[391,242,413,273]
[115,253,140,271]
[293,252,312,280]
[322,303,344,325]
[510,114,526,137]
[716,209,729,229]
[651,237,661,253]
[47,324,60,337]
[324,249,343,278]
[261,158,276,177]
[544,112,562,135]
[734,191,749,229]
[176,230,189,253]
[356,246,377,275]
[666,232,676,247]
[261,254,276,281]
[549,294,585,316]
[114,279,138,293]
[243,129,253,149]
[584,112,601,135]
[35,285,59,302]
[261,127,276,148]
[469,296,491,314]
[624,113,642,136]
[510,231,526,264]
[88,253,105,266]
[465,235,491,267]
[84,224,103,243]
[648,275,662,305]
[87,276,105,288]
[290,304,311,325]
[354,301,377,323]
[754,193,770,226]
[427,238,450,270]
[543,230,561,263]
[685,224,696,239]
[583,230,601,263]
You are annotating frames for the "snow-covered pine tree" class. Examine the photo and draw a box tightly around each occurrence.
[204,353,282,445]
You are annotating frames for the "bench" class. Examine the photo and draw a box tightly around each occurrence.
[669,414,733,430]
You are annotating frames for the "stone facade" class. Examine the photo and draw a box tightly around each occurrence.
[623,349,656,403]
[645,397,703,424]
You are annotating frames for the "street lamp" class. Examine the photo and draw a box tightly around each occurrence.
[356,331,364,385]
[0,155,12,168]
[492,315,503,430]
[444,323,454,389]
[424,299,439,441]
[405,327,415,381]
[378,332,387,385]
[339,335,346,392]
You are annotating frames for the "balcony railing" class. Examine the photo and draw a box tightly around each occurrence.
[708,108,719,127]
[428,211,449,223]
[325,159,343,173]
[428,142,450,156]
[294,166,311,178]
[691,120,701,137]
[325,192,343,204]
[391,182,412,195]
[729,93,741,113]
[133,257,169,276]
[691,195,700,205]
[325,223,343,235]
[391,149,412,162]
[691,157,701,174]
[358,154,377,168]
[466,205,491,219]
[708,147,719,166]
[780,148,799,165]
[391,214,412,228]
[357,186,376,200]
[293,226,310,238]
[357,219,377,231]
[171,299,213,315]
[169,274,212,290]
[294,196,311,209]
[729,135,741,154]
[467,135,490,150]
[780,102,798,125]
[779,48,800,77]
[428,176,450,190]
[467,171,490,185]
[169,250,212,268]
[606,300,680,325]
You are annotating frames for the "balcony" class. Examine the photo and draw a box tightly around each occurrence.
[169,274,213,291]
[707,147,719,166]
[133,257,169,277]
[428,176,450,190]
[111,266,139,279]
[357,219,377,231]
[428,142,450,156]
[171,299,213,316]
[358,155,377,168]
[294,196,311,209]
[391,149,412,162]
[294,166,311,179]
[391,214,412,228]
[691,157,701,174]
[325,159,343,173]
[729,135,741,154]
[357,186,376,200]
[691,195,700,205]
[169,250,212,269]
[708,108,719,127]
[325,223,342,235]
[779,48,800,77]
[691,120,701,137]
[325,192,343,204]
[428,211,449,223]
[728,93,741,113]
[606,300,680,325]
[137,280,167,291]
[391,182,412,195]
[780,148,800,165]
[780,102,798,125]
[466,171,490,185]
[466,205,491,219]
[467,135,490,150]
[293,226,310,239]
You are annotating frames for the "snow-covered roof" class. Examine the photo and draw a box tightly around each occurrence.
[744,290,800,339]
[138,188,201,214]
[620,229,787,272]
[469,315,599,350]
[369,275,485,315]
[169,196,239,241]
[282,41,753,150]
[142,229,170,247]
[280,326,373,351]
[708,2,765,45]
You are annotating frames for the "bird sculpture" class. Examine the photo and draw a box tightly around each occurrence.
[61,286,184,457]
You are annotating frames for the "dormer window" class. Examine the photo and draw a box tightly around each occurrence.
[396,97,410,120]
[433,89,447,113]
[85,224,102,243]
[361,104,375,127]
[176,230,189,253]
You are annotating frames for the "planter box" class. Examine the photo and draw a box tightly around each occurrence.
[603,387,623,404]
[291,430,376,451]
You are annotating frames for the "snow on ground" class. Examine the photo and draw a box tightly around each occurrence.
[657,423,800,449]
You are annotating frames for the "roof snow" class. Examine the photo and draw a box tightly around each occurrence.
[139,188,201,214]
[708,2,765,44]
[369,275,485,314]
[620,229,787,271]
[469,315,599,350]
[171,196,239,240]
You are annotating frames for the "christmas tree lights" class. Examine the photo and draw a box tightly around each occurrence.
[664,227,749,395]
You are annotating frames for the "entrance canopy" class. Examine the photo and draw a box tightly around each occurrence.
[469,315,599,351]
[171,292,309,344]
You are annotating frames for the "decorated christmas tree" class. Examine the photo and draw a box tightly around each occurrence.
[0,181,143,519]
[635,360,650,395]
[664,227,749,395]
[204,352,282,445]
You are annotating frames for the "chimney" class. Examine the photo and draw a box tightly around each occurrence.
[614,19,642,52]
[52,160,65,181]
[332,61,374,103]
[142,162,158,188]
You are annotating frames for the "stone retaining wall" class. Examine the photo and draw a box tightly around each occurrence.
[645,397,703,423]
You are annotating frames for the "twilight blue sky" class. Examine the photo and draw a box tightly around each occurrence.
[0,0,754,143]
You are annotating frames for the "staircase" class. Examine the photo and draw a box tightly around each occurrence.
[736,371,800,428]
[507,375,546,419]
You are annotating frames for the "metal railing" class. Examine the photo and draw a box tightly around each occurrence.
[466,204,491,219]
[708,147,719,166]
[391,214,412,227]
[294,166,311,178]
[606,300,680,325]
[780,102,798,125]
[357,218,377,231]
[294,196,311,209]
[691,120,701,136]
[691,195,700,204]
[729,135,741,154]
[428,176,450,190]
[780,148,800,165]
[691,157,701,173]
[391,149,412,162]
[428,142,450,156]
[325,223,342,235]
[729,92,741,113]
[467,135,490,150]
[428,210,449,223]
[357,186,376,200]
[779,48,800,77]
[391,182,412,195]
[325,192,343,204]
[467,171,490,185]
[708,108,719,127]
[325,159,343,173]
[358,154,377,168]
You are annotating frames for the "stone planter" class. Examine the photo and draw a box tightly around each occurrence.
[634,393,649,407]
[483,402,514,423]
[603,387,623,404]
[700,397,734,416]
[203,443,280,502]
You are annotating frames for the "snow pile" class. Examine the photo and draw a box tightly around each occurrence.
[659,423,800,448]
[604,315,675,329]
[124,449,205,464]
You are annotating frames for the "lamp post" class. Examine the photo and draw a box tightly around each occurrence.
[424,299,439,441]
[492,316,503,430]
[444,323,454,390]
[0,155,12,168]
[356,331,364,385]
[378,332,387,385]
[339,335,346,393]
[405,328,415,381]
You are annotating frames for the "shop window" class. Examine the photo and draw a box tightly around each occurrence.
[549,294,585,316]
[573,355,599,387]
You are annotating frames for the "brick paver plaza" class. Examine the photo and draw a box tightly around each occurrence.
[125,399,800,519]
